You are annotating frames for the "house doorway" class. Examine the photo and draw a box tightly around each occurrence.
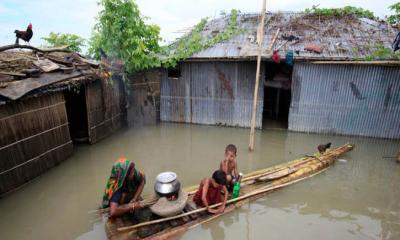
[262,61,293,129]
[64,85,89,143]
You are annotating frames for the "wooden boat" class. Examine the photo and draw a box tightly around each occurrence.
[105,143,354,240]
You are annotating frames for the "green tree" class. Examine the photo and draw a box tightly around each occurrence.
[88,0,162,74]
[42,32,86,53]
[387,2,400,25]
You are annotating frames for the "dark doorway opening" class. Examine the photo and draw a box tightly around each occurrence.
[262,61,293,129]
[64,85,89,143]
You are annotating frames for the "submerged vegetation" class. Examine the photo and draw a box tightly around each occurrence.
[305,5,375,19]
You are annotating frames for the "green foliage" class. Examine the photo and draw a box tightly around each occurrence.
[42,32,86,53]
[162,18,208,68]
[364,43,400,61]
[163,9,241,68]
[88,0,162,74]
[205,9,240,48]
[305,5,375,19]
[387,2,400,25]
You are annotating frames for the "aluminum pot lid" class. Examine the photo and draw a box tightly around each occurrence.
[156,172,177,183]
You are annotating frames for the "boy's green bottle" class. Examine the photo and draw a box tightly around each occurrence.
[232,173,243,199]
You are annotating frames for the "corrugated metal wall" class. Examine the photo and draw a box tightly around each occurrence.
[161,61,264,128]
[289,63,400,139]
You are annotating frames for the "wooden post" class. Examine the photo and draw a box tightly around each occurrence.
[249,0,267,151]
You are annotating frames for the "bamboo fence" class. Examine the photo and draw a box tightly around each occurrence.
[86,76,125,144]
[127,69,161,127]
[0,92,73,195]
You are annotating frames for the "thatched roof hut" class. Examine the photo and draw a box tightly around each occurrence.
[0,49,125,195]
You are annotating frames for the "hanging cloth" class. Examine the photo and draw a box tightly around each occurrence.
[272,50,281,63]
[285,50,294,66]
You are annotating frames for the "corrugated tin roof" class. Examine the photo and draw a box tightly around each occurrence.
[179,12,399,60]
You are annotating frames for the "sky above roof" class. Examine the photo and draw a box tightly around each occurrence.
[0,0,398,52]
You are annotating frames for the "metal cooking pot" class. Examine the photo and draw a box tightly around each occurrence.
[154,172,181,197]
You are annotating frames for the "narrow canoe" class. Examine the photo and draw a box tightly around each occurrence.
[105,143,354,240]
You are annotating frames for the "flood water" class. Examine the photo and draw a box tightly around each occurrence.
[0,123,399,240]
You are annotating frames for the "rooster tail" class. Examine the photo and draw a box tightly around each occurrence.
[326,142,332,148]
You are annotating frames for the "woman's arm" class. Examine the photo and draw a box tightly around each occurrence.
[109,202,140,218]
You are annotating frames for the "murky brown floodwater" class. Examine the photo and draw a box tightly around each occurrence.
[0,123,399,240]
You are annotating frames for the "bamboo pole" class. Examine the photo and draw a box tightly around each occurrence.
[101,144,353,215]
[136,149,354,240]
[98,164,292,214]
[240,156,319,183]
[99,157,309,214]
[0,44,71,53]
[118,166,329,232]
[120,143,356,233]
[188,204,238,229]
[110,144,354,239]
[99,157,302,213]
[249,0,267,151]
[268,28,280,50]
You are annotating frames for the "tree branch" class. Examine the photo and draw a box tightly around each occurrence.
[0,44,73,53]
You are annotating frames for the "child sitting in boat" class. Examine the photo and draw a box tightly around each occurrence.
[220,144,239,191]
[193,170,228,214]
[102,157,146,218]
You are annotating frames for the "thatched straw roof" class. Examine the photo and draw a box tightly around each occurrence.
[0,49,104,103]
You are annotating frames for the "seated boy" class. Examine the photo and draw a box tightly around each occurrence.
[193,170,228,214]
[102,157,146,218]
[219,144,239,191]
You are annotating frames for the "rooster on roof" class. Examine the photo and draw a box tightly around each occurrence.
[14,23,33,45]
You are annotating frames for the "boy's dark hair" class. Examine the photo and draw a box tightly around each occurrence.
[225,144,237,155]
[212,170,227,185]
